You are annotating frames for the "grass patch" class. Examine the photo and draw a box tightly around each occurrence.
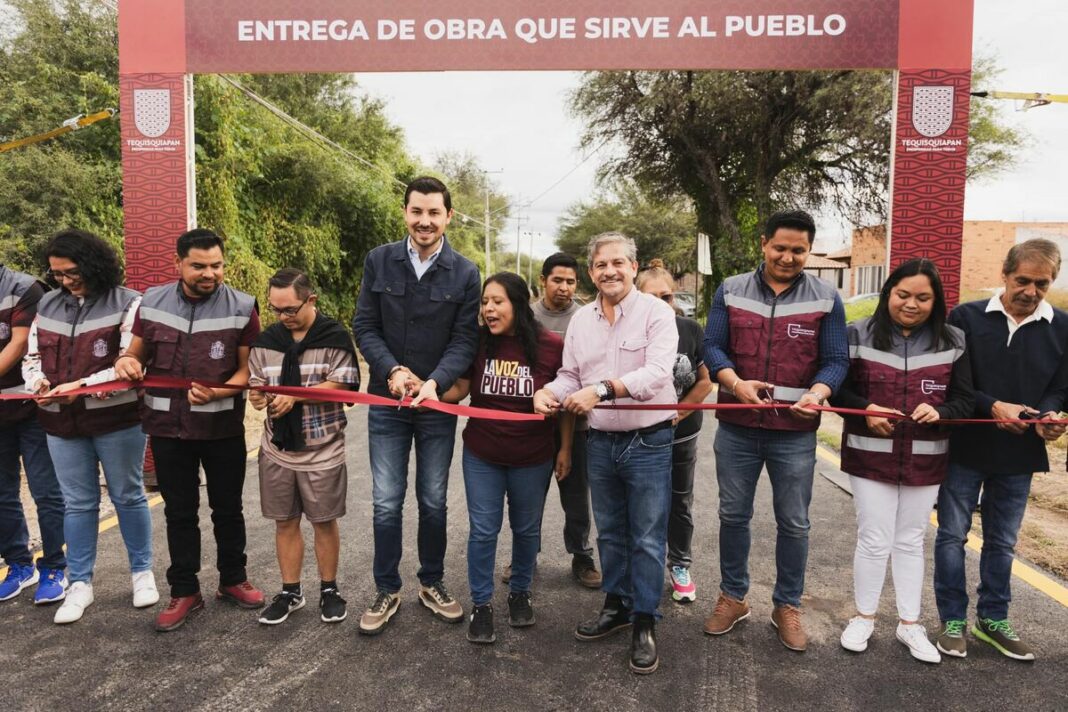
[844,297,877,324]
[817,429,841,452]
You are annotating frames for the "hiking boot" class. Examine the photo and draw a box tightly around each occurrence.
[897,623,941,663]
[216,581,265,609]
[703,592,751,636]
[319,588,347,623]
[572,556,601,590]
[155,593,204,631]
[972,618,1035,661]
[507,591,535,628]
[467,603,495,644]
[0,563,38,602]
[258,591,306,625]
[34,568,68,605]
[771,604,807,652]
[630,613,658,674]
[670,565,696,603]
[936,620,968,658]
[419,581,463,623]
[840,616,875,652]
[575,593,632,640]
[358,590,400,636]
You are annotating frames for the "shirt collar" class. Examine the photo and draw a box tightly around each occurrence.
[986,289,1054,323]
[593,284,638,319]
[407,235,445,263]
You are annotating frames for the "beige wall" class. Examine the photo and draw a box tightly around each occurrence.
[961,221,1068,293]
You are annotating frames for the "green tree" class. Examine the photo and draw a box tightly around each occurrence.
[429,151,510,276]
[556,180,698,293]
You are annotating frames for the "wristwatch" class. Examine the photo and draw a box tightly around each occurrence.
[595,382,610,401]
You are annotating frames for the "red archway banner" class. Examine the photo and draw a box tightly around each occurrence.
[118,0,973,300]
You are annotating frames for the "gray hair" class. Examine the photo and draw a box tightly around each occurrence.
[1003,238,1061,280]
[587,231,638,264]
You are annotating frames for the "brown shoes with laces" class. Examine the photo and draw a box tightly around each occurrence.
[703,592,751,635]
[771,604,807,651]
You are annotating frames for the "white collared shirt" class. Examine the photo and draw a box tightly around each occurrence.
[985,289,1054,345]
[407,235,444,280]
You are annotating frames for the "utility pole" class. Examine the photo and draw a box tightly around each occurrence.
[514,204,529,273]
[526,231,538,286]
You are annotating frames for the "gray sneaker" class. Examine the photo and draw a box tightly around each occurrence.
[419,581,463,623]
[936,619,968,658]
[358,590,400,636]
[972,618,1035,661]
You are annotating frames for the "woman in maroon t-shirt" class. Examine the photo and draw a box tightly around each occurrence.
[442,272,563,644]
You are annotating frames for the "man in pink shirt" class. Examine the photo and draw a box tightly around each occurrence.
[534,232,678,675]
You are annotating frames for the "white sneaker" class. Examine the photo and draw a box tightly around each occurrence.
[896,622,941,663]
[132,570,159,608]
[841,616,875,652]
[54,581,94,624]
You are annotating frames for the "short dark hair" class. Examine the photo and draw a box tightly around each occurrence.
[541,252,579,278]
[268,267,314,300]
[404,176,451,212]
[176,228,225,258]
[44,229,122,296]
[764,210,817,244]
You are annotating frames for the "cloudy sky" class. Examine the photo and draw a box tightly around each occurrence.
[355,0,1067,259]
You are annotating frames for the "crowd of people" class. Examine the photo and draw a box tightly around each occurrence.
[1,176,1063,675]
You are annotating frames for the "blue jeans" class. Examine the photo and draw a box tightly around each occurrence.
[934,461,1032,622]
[47,425,152,583]
[462,448,552,605]
[714,422,816,608]
[0,417,66,570]
[368,406,457,593]
[586,425,673,617]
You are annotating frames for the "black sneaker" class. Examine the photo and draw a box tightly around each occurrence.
[258,591,305,625]
[507,591,535,628]
[467,603,496,644]
[320,588,347,623]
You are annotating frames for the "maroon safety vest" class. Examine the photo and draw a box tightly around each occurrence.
[716,269,838,432]
[33,287,142,438]
[137,281,256,440]
[840,318,966,486]
[0,266,41,426]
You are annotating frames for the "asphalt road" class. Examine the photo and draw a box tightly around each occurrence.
[3,410,1067,712]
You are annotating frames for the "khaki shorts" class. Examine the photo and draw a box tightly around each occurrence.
[259,453,347,523]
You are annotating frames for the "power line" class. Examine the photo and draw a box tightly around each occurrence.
[521,137,611,210]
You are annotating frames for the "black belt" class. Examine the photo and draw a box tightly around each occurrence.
[592,419,674,437]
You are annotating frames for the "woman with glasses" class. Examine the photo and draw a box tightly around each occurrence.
[636,260,713,604]
[833,258,973,662]
[440,272,564,644]
[22,229,156,624]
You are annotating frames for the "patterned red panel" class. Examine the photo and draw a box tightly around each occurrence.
[889,68,970,306]
[120,73,192,291]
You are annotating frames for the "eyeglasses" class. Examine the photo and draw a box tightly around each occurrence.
[266,299,309,318]
[47,268,82,282]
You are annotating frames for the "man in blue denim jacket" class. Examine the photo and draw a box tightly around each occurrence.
[353,176,480,635]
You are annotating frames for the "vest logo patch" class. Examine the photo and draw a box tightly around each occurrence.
[209,340,225,360]
[920,379,947,395]
[0,322,9,340]
[786,323,816,339]
[92,338,108,358]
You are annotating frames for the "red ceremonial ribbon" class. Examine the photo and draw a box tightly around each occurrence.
[2,377,1065,426]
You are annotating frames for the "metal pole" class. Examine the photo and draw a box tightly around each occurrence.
[484,188,491,277]
[527,231,535,285]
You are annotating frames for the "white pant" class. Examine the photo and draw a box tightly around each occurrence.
[850,476,940,621]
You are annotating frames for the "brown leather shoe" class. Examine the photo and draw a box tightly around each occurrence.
[771,604,807,651]
[703,592,751,635]
[572,556,602,590]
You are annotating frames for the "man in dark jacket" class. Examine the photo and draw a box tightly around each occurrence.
[935,238,1068,662]
[353,177,480,635]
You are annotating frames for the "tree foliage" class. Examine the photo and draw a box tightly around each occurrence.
[556,180,698,293]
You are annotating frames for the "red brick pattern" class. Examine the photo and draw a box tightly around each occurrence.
[889,68,971,306]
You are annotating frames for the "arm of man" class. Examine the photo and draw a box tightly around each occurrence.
[424,266,482,397]
[616,303,678,401]
[352,253,400,383]
[791,294,848,419]
[535,325,583,415]
[0,281,42,380]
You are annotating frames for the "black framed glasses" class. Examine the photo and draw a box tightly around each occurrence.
[266,299,309,318]
[47,268,82,282]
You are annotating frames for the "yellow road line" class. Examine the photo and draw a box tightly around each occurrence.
[817,444,1068,608]
[1,445,261,580]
